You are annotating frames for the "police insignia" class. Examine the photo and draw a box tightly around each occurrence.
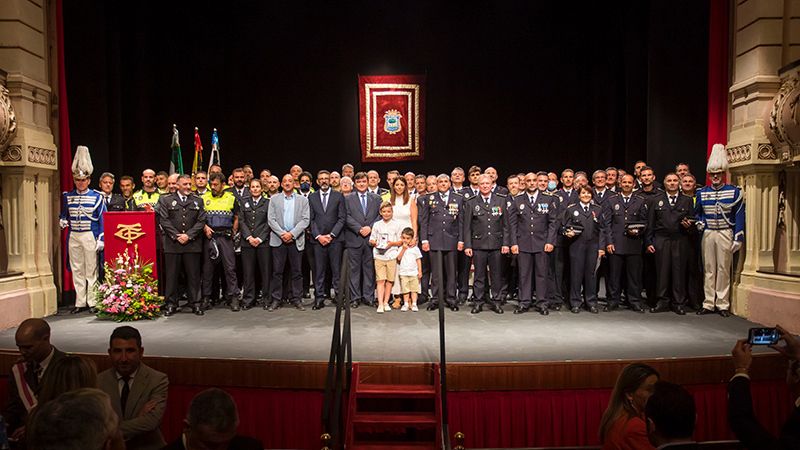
[206,199,211,206]
[520,204,525,210]
[574,210,579,216]
[383,109,402,135]
[171,200,177,206]
[245,202,250,208]
[615,204,620,211]
[658,200,664,207]
[475,205,480,211]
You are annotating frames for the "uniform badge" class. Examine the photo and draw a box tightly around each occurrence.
[573,210,579,217]
[171,200,177,206]
[194,201,198,207]
[615,204,620,211]
[519,204,525,210]
[475,205,480,211]
[658,200,664,207]
[244,202,250,208]
[206,199,211,206]
[383,109,402,134]
[448,203,458,215]
[507,201,512,208]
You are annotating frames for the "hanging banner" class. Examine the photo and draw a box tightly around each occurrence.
[358,74,426,162]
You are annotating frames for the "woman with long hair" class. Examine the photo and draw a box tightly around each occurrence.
[599,363,660,449]
[388,177,418,304]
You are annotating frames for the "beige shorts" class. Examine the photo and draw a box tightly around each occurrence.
[374,259,397,281]
[400,275,420,293]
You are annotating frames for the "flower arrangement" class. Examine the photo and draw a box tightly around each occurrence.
[96,247,163,321]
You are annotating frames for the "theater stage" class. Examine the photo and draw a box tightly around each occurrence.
[0,302,774,363]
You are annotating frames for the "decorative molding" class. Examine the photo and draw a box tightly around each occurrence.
[727,144,752,163]
[0,144,21,162]
[27,146,56,166]
[757,143,777,160]
[0,84,17,151]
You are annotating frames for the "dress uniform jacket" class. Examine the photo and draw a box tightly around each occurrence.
[157,193,206,253]
[592,188,616,208]
[239,195,270,247]
[645,192,694,308]
[508,191,558,253]
[644,193,694,247]
[603,194,648,255]
[562,202,607,309]
[463,194,510,250]
[420,191,464,251]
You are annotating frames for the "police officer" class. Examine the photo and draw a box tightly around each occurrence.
[645,173,694,315]
[508,172,558,315]
[239,178,271,311]
[133,169,161,211]
[158,174,206,316]
[550,169,578,310]
[419,174,464,311]
[201,172,240,310]
[603,174,648,312]
[561,185,607,314]
[456,166,482,304]
[463,174,510,314]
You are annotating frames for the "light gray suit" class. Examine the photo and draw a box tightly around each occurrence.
[267,191,310,305]
[267,192,310,250]
[97,363,168,450]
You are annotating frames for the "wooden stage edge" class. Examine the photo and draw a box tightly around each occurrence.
[0,350,787,391]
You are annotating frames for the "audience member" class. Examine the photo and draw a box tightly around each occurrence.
[644,381,697,449]
[599,363,660,450]
[35,355,97,408]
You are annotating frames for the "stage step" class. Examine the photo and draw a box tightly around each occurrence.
[352,412,437,426]
[357,384,436,397]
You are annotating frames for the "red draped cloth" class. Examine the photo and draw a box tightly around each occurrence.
[706,0,729,182]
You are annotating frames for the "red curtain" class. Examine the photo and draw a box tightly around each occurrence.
[56,0,73,293]
[706,0,730,182]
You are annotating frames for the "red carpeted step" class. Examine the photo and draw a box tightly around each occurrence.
[357,384,436,397]
[352,411,437,426]
[351,442,436,450]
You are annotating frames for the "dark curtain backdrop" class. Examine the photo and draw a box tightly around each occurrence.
[63,0,708,182]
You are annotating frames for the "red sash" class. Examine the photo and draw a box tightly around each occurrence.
[10,362,37,411]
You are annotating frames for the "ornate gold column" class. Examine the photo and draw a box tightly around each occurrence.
[0,0,58,328]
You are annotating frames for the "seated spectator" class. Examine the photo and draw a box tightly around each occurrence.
[729,324,800,449]
[599,363,660,450]
[97,326,168,450]
[163,388,262,450]
[644,381,697,449]
[35,355,97,407]
[26,388,125,450]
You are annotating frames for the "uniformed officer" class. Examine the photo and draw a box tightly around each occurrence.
[239,178,271,311]
[463,174,510,314]
[550,169,579,310]
[508,172,558,315]
[645,173,695,315]
[133,169,161,211]
[201,172,240,310]
[456,166,482,303]
[603,174,648,312]
[415,186,432,304]
[561,185,607,313]
[157,174,206,316]
[419,174,464,311]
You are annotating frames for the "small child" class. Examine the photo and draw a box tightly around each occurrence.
[396,227,423,312]
[369,202,403,314]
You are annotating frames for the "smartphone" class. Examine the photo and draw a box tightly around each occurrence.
[748,327,779,345]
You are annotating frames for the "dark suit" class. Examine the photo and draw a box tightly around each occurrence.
[645,192,694,309]
[491,185,509,196]
[463,193,510,305]
[551,189,578,306]
[508,191,558,309]
[562,202,607,309]
[457,187,480,301]
[419,191,464,306]
[603,194,647,309]
[344,191,382,304]
[309,188,346,304]
[98,363,168,450]
[239,194,271,307]
[101,192,130,212]
[4,347,67,433]
[162,435,263,450]
[728,375,800,450]
[157,193,206,307]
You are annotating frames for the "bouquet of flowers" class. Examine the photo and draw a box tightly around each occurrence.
[96,247,163,321]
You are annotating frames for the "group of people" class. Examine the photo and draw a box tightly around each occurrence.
[60,144,744,317]
[3,318,262,450]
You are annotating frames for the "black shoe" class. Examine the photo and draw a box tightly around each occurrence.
[493,304,504,314]
[163,304,177,316]
[471,305,482,314]
[427,303,439,311]
[570,307,580,314]
[192,305,205,316]
[550,304,562,311]
[349,301,359,309]
[303,292,311,299]
[650,305,670,313]
[70,306,89,314]
[513,306,528,315]
[230,304,240,312]
[673,306,686,315]
[718,309,730,317]
[294,302,306,311]
[267,302,279,311]
[603,304,619,312]
[538,307,549,316]
[450,305,459,312]
[696,308,715,315]
[458,296,467,305]
[312,302,324,310]
[588,306,599,314]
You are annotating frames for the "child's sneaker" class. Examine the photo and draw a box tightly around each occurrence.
[376,306,384,314]
[384,304,392,312]
[411,304,419,312]
[401,304,409,311]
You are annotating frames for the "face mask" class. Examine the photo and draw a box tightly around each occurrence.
[300,182,311,192]
[547,181,557,191]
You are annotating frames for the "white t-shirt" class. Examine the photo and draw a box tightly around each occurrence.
[398,245,423,276]
[370,219,403,260]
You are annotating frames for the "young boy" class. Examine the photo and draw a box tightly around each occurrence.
[369,202,404,313]
[396,227,423,311]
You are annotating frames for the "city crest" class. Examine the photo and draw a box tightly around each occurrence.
[383,109,402,134]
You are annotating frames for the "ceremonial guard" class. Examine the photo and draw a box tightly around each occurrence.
[508,172,558,315]
[645,173,695,315]
[695,144,745,317]
[201,172,240,310]
[603,174,648,312]
[561,186,606,313]
[239,178,271,311]
[60,146,106,314]
[419,174,464,311]
[158,174,206,316]
[463,174,510,314]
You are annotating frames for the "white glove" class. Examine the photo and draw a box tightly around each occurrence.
[731,241,742,253]
[59,219,68,229]
[96,240,104,252]
[695,221,705,231]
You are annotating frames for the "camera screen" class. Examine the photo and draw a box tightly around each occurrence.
[749,328,779,345]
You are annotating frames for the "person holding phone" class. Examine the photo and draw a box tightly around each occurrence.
[729,325,800,449]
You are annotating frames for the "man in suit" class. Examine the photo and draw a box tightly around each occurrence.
[97,172,128,211]
[4,318,67,440]
[158,175,207,316]
[98,326,168,450]
[344,172,382,307]
[415,185,432,305]
[419,174,464,311]
[729,326,800,450]
[508,172,558,315]
[603,173,648,312]
[267,174,310,310]
[163,388,262,450]
[239,178,271,311]
[366,170,389,196]
[645,381,698,449]
[463,174,510,314]
[309,170,346,309]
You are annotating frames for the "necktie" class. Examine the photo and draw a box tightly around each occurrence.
[598,192,603,201]
[322,192,328,212]
[529,196,536,206]
[26,361,41,392]
[179,195,185,203]
[484,197,490,207]
[440,194,446,202]
[360,194,367,215]
[106,195,111,205]
[624,197,629,205]
[120,375,131,413]
[670,196,676,206]
[583,205,589,213]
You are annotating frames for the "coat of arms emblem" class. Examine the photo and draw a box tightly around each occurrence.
[383,109,402,134]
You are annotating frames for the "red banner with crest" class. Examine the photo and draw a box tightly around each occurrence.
[104,211,158,278]
[358,74,426,162]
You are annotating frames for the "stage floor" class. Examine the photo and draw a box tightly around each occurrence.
[0,301,772,363]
